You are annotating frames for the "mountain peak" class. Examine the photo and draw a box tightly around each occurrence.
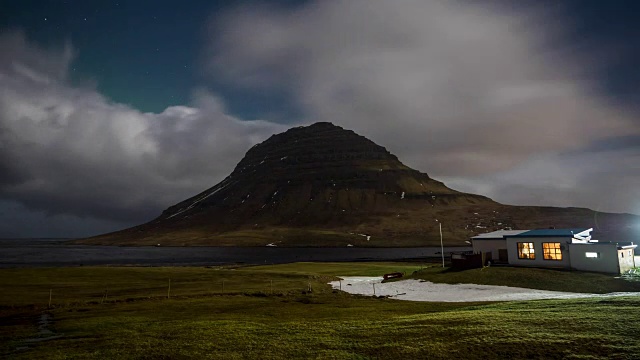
[82,123,638,247]
[236,121,406,177]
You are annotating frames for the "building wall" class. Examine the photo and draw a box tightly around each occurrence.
[472,239,506,261]
[569,244,620,274]
[618,248,636,273]
[506,236,571,269]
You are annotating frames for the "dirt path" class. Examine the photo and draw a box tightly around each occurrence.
[330,277,640,302]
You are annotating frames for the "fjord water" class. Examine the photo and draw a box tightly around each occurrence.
[0,238,470,268]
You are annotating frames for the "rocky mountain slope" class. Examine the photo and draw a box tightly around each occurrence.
[80,122,639,246]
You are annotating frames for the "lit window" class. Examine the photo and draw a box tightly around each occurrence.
[585,252,599,258]
[518,242,535,259]
[543,243,562,260]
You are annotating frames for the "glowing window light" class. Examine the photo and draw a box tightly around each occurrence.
[543,242,562,260]
[517,242,535,259]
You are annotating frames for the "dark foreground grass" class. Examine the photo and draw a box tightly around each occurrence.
[3,294,640,359]
[2,263,640,359]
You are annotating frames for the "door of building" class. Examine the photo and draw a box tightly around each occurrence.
[498,249,508,262]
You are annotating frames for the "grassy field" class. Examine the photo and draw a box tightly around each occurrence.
[2,263,640,359]
[405,265,640,293]
[0,262,421,307]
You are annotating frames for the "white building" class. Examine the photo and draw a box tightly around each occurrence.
[471,230,529,263]
[569,242,637,274]
[471,228,636,274]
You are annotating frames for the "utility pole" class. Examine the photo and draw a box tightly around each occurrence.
[439,221,444,268]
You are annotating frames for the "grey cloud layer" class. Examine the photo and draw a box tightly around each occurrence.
[2,0,640,238]
[0,31,285,235]
[209,0,640,214]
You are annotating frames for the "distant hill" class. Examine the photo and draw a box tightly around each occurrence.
[78,122,639,247]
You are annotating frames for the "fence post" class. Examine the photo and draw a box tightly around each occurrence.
[339,280,342,291]
[167,278,171,299]
[48,289,52,308]
[373,283,376,296]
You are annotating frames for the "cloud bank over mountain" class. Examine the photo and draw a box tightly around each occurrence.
[1,0,639,237]
[0,31,285,236]
[208,0,640,214]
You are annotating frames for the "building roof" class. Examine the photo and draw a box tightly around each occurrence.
[506,228,592,238]
[471,230,529,240]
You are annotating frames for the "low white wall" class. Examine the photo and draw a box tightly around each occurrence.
[569,244,619,274]
[506,237,571,269]
[472,239,506,261]
[619,248,636,273]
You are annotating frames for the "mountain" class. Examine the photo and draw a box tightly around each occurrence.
[80,122,639,247]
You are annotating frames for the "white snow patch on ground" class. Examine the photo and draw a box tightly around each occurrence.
[329,277,640,302]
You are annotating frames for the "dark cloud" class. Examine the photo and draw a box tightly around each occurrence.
[0,126,29,186]
[0,31,287,234]
[443,148,640,215]
[0,200,131,238]
[208,0,640,214]
[581,135,640,153]
[2,0,640,238]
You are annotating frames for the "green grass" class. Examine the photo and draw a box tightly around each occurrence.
[2,263,640,359]
[405,266,640,293]
[0,262,420,308]
[4,294,640,359]
[248,262,423,276]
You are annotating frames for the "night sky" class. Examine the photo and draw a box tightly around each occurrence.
[1,0,639,238]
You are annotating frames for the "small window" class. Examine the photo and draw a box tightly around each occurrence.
[621,252,624,258]
[585,252,599,258]
[629,251,633,256]
[518,242,535,259]
[543,242,562,260]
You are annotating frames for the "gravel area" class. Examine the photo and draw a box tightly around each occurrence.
[329,276,640,302]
